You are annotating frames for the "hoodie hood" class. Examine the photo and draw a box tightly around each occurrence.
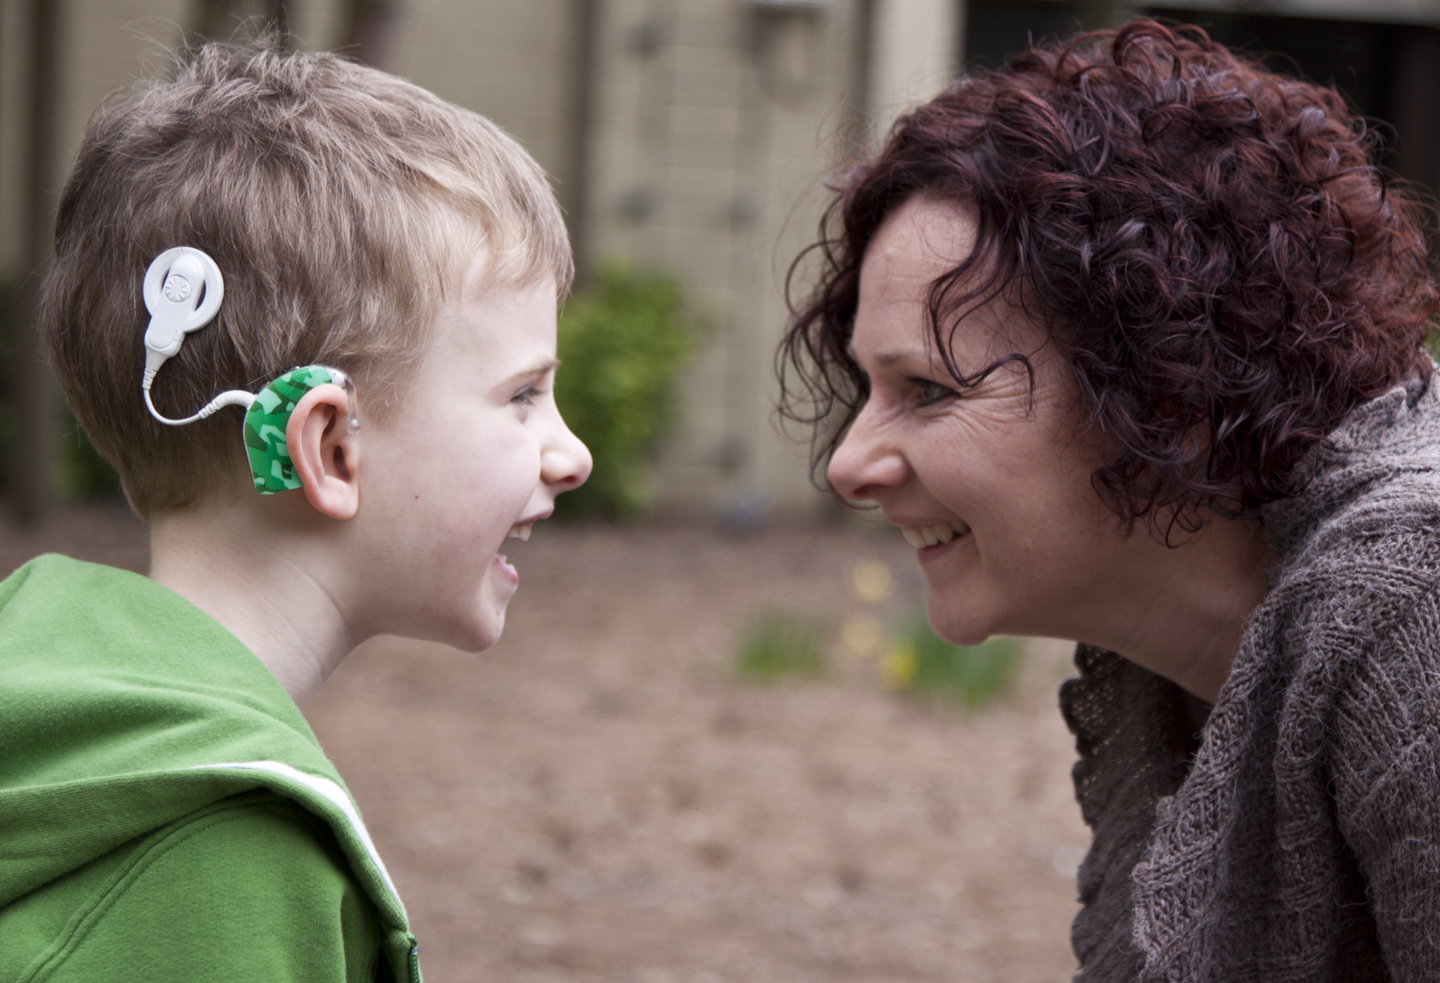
[0,554,416,978]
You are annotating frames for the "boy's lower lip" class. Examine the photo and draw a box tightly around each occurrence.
[916,532,968,563]
[494,553,519,585]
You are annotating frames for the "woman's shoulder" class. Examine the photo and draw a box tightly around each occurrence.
[1259,380,1440,717]
[1268,376,1440,623]
[1272,472,1440,664]
[1291,470,1440,584]
[1266,451,1440,751]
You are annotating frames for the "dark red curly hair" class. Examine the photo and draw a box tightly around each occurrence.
[781,19,1438,529]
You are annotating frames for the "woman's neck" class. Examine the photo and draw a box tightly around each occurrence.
[1083,516,1272,704]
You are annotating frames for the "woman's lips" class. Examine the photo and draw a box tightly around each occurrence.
[916,532,968,562]
[900,520,971,549]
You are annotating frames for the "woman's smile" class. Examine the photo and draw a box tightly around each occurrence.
[912,530,971,563]
[898,520,971,549]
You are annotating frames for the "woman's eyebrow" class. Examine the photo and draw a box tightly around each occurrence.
[846,347,928,370]
[876,351,931,368]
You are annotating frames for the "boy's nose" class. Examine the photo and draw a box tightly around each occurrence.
[543,417,592,491]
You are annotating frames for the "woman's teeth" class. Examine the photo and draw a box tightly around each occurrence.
[507,522,533,541]
[901,521,970,549]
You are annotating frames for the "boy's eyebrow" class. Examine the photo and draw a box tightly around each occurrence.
[502,358,561,384]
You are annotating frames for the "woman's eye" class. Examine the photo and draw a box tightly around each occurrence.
[912,378,954,406]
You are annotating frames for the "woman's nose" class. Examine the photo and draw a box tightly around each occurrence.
[543,416,593,492]
[827,405,907,503]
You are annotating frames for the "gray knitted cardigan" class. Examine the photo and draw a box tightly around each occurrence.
[1062,374,1440,982]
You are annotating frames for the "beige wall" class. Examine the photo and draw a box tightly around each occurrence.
[585,0,871,517]
[869,0,959,137]
[387,0,574,186]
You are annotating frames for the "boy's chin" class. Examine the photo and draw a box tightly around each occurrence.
[442,610,508,653]
[405,568,515,652]
[469,588,516,651]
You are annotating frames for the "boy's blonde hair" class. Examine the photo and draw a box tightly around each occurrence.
[42,39,572,518]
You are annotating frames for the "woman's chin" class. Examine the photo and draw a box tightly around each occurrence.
[925,598,994,649]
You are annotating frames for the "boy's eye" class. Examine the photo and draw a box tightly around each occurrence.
[511,385,547,407]
[911,378,954,407]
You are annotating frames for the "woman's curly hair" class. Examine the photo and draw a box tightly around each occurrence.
[780,19,1438,530]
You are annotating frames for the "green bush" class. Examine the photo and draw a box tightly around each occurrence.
[737,611,828,681]
[554,266,693,517]
[881,617,1021,710]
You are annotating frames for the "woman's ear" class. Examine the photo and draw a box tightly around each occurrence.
[285,385,360,519]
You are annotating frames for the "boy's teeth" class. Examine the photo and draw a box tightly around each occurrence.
[901,521,970,549]
[507,522,533,541]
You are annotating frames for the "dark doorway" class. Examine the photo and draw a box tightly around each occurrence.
[1144,9,1440,191]
[962,2,1440,195]
[963,0,1087,72]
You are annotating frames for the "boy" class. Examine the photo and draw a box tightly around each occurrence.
[0,39,590,982]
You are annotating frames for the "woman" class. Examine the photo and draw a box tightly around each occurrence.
[781,20,1440,981]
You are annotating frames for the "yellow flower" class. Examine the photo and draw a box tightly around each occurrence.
[880,638,917,689]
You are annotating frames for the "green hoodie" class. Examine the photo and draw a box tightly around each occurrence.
[0,555,420,982]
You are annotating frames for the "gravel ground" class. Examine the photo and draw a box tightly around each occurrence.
[4,504,1089,982]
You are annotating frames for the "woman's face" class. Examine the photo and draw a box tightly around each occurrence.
[828,196,1124,647]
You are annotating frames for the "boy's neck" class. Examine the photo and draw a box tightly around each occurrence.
[148,502,359,707]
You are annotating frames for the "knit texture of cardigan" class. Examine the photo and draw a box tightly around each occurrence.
[1062,374,1440,982]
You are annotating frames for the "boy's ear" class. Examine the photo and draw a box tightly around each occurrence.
[285,385,360,519]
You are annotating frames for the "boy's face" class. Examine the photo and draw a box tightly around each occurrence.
[354,255,590,651]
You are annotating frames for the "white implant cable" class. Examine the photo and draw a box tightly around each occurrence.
[142,347,256,424]
[142,388,255,426]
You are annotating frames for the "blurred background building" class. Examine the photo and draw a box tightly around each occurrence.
[3,0,1440,524]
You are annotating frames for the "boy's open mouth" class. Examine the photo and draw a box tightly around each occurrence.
[507,523,533,541]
